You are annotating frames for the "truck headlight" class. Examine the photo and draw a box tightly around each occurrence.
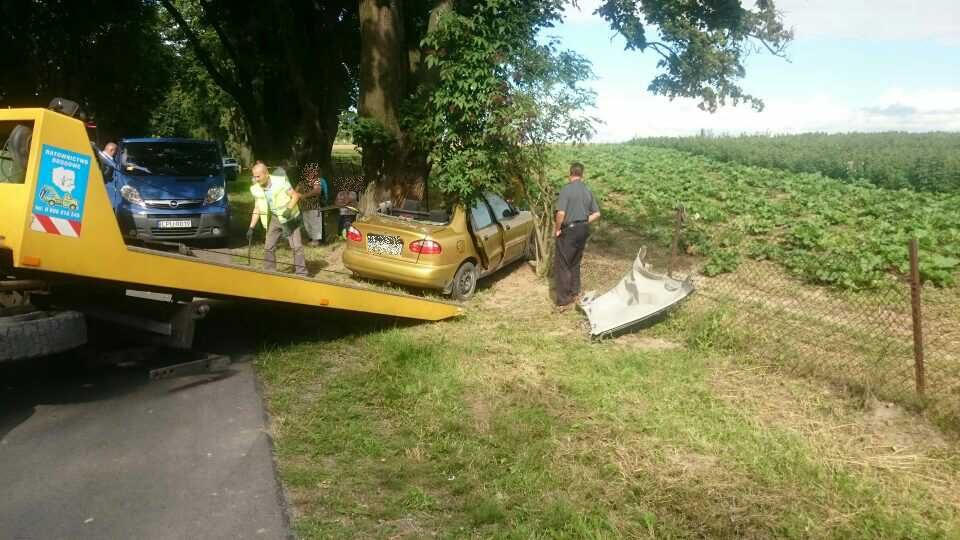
[205,185,225,204]
[120,185,144,206]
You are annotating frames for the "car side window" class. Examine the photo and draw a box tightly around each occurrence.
[484,192,514,221]
[470,199,495,230]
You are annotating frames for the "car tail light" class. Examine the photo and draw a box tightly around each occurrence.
[410,239,442,255]
[346,226,362,243]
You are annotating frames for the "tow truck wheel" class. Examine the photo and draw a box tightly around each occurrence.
[0,310,87,362]
[450,261,477,301]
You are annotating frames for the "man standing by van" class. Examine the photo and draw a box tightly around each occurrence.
[554,162,601,309]
[248,163,308,276]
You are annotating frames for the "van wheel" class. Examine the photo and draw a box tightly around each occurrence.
[450,262,478,301]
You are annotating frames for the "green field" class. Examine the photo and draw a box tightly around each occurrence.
[633,132,960,193]
[551,144,960,289]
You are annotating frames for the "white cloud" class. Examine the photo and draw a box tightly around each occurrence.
[777,0,960,44]
[564,0,960,44]
[588,85,960,141]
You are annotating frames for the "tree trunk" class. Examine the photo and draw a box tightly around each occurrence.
[356,0,454,213]
[359,0,406,185]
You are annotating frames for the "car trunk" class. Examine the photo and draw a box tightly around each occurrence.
[355,214,444,263]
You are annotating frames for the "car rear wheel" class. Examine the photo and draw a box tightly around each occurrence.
[450,261,478,301]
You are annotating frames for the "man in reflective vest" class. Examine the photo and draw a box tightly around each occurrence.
[247,163,308,276]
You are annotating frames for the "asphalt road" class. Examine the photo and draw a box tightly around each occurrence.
[0,352,290,540]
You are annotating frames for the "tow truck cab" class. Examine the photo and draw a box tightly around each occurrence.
[108,138,230,245]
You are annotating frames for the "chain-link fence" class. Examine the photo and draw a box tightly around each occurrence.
[691,241,960,427]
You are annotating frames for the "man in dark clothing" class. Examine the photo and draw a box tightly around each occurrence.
[554,162,601,308]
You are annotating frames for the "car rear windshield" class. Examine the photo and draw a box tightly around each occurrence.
[121,142,221,177]
[386,199,450,224]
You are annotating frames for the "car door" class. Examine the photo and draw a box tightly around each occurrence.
[484,192,526,262]
[469,198,504,273]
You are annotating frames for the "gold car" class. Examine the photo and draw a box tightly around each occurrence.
[342,192,536,299]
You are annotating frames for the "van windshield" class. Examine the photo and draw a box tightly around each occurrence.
[121,142,221,177]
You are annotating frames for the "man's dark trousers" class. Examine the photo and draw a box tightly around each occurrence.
[554,222,589,306]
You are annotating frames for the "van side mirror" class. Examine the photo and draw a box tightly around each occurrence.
[502,208,513,219]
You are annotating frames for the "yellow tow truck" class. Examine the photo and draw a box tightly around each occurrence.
[0,102,461,362]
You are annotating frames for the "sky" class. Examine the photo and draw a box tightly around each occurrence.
[551,0,960,141]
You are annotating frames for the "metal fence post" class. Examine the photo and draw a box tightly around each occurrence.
[908,238,926,396]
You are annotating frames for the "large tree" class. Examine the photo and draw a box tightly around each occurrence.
[158,0,359,166]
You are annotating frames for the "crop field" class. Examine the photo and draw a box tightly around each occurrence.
[551,144,960,289]
[632,132,960,193]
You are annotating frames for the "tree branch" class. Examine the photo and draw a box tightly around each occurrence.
[158,0,241,98]
[198,0,252,83]
[748,33,790,60]
[647,41,680,65]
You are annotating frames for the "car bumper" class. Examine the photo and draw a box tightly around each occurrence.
[342,246,459,290]
[118,208,230,241]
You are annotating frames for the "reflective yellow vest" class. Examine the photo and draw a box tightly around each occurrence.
[250,175,300,228]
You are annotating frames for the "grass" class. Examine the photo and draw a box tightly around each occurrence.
[235,146,960,537]
[250,252,960,538]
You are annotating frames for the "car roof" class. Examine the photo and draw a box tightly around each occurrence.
[121,137,217,145]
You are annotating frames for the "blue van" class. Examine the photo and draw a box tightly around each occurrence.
[107,138,230,245]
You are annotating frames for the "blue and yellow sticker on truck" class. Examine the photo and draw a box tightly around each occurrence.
[30,144,91,238]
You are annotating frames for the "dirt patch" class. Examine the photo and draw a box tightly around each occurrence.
[479,262,550,312]
[862,396,949,451]
[465,393,493,433]
[611,334,682,351]
[318,242,348,274]
[380,517,430,539]
[663,448,720,476]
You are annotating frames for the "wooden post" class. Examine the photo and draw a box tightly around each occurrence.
[908,238,926,396]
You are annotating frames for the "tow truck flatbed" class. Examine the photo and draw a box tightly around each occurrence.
[0,107,460,358]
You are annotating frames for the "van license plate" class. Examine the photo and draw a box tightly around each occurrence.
[367,234,403,256]
[158,220,192,228]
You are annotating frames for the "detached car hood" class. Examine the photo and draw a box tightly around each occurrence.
[579,248,695,337]
[118,173,220,200]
